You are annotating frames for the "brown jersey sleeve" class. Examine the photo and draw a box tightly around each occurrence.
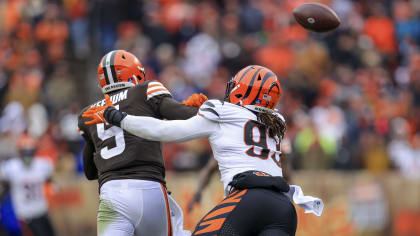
[78,111,98,180]
[144,80,198,120]
[77,110,90,140]
[148,96,198,120]
[83,138,98,180]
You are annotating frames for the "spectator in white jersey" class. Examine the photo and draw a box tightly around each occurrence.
[83,65,323,236]
[0,134,54,236]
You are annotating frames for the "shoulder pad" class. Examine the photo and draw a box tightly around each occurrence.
[146,81,172,100]
[199,100,255,122]
[198,100,223,121]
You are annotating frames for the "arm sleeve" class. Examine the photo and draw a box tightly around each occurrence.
[82,138,98,180]
[78,112,98,180]
[121,114,218,142]
[149,96,198,120]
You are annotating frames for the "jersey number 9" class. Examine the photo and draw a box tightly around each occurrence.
[96,105,126,159]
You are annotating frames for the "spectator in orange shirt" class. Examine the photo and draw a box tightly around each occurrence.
[364,3,397,54]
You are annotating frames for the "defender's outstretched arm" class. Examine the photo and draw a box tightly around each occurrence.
[121,114,217,142]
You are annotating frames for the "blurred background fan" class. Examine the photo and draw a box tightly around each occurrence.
[0,0,419,236]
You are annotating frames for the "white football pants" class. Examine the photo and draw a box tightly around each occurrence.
[97,179,172,236]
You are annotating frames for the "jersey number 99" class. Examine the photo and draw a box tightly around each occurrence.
[244,120,281,167]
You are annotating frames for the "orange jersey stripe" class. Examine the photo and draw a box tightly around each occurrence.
[160,184,173,236]
[195,218,226,235]
[148,83,164,89]
[203,205,235,221]
[219,189,247,205]
[147,88,169,96]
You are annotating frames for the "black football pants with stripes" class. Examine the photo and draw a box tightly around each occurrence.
[192,188,297,236]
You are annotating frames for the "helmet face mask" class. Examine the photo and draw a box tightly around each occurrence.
[98,50,146,94]
[225,65,282,113]
[224,79,236,101]
[20,148,35,166]
[17,134,37,167]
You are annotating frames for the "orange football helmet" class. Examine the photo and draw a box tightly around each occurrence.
[225,65,282,113]
[17,133,38,150]
[98,50,146,93]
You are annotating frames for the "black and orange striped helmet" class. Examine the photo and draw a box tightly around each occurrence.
[97,50,146,93]
[224,65,282,113]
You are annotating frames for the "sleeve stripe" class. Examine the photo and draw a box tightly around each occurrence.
[147,85,166,92]
[203,101,216,108]
[148,83,164,89]
[148,81,164,86]
[199,108,220,117]
[147,90,171,100]
[147,87,170,96]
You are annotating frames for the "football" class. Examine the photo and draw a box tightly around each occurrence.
[293,2,341,33]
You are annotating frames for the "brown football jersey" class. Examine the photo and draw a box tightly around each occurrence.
[78,81,198,188]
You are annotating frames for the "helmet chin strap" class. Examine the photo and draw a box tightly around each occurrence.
[102,82,135,94]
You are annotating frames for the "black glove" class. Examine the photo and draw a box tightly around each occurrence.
[103,107,127,127]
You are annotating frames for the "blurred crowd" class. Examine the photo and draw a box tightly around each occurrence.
[0,0,420,180]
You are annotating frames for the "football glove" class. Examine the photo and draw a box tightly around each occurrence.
[182,93,208,107]
[83,94,115,125]
[83,94,128,127]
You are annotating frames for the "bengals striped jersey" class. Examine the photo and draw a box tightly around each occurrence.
[78,81,198,188]
[198,100,284,193]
